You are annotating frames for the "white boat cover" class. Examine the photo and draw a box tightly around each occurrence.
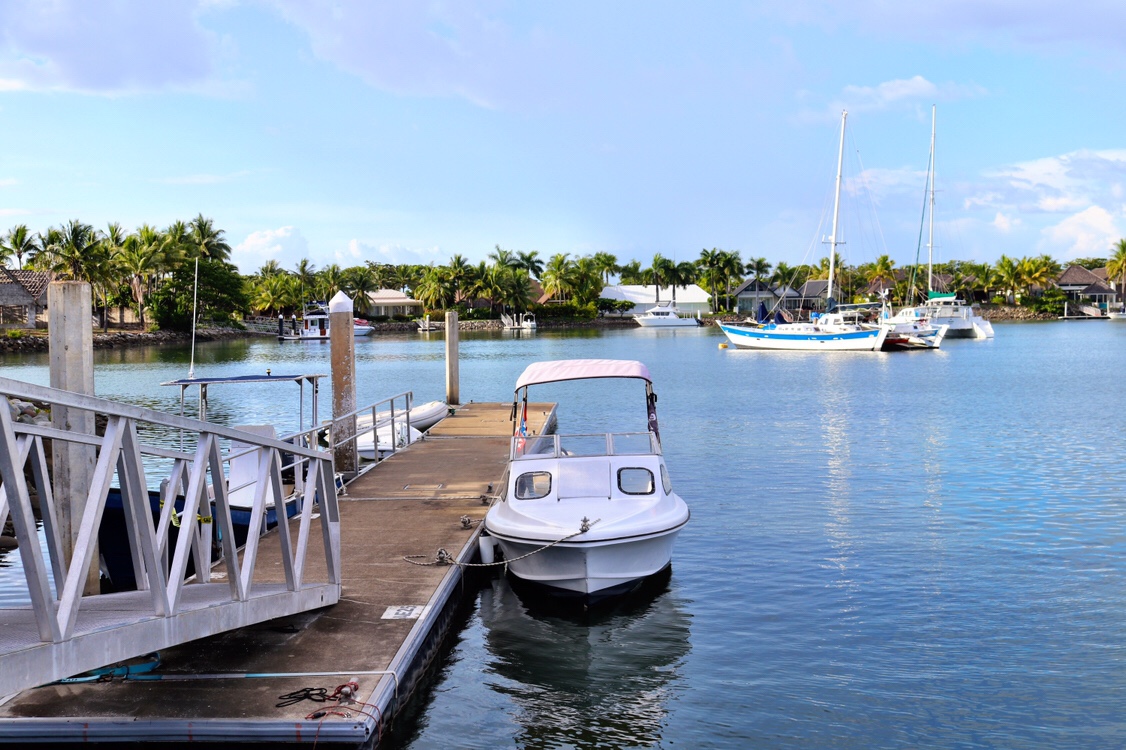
[514,359,652,390]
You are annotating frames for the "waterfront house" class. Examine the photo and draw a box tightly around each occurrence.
[0,269,49,328]
[363,289,425,319]
[1056,265,1116,310]
[597,284,711,316]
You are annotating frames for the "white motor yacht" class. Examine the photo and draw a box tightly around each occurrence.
[484,359,690,598]
[634,302,699,327]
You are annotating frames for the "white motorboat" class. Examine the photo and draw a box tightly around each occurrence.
[483,359,690,598]
[634,302,699,327]
[356,419,422,460]
[502,312,538,331]
[353,399,447,460]
[719,111,886,352]
[277,304,372,340]
[1109,309,1126,321]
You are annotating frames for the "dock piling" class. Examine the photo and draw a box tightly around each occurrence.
[445,310,460,406]
[329,291,358,475]
[46,281,98,595]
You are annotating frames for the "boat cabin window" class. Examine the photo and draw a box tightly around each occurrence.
[617,467,655,495]
[515,471,552,500]
[661,464,672,494]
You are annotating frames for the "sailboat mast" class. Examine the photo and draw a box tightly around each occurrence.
[827,109,847,311]
[927,104,936,295]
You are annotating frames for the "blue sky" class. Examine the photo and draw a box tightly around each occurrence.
[2,0,1125,275]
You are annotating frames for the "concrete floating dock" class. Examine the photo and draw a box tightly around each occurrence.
[0,401,555,747]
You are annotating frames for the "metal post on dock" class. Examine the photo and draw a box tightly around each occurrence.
[445,310,460,406]
[329,290,358,475]
[47,281,99,595]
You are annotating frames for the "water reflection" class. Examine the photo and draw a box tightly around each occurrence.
[480,571,692,749]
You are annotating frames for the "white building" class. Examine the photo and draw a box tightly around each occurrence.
[600,284,711,316]
[363,289,424,318]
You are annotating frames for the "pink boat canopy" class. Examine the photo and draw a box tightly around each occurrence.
[514,359,652,391]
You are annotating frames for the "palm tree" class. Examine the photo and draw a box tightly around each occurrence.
[315,264,345,301]
[618,260,643,285]
[38,220,101,280]
[414,265,455,310]
[515,250,544,280]
[541,253,575,303]
[258,260,284,278]
[2,225,35,270]
[342,265,379,311]
[666,261,698,306]
[188,215,231,262]
[745,257,771,286]
[649,254,674,304]
[592,252,619,285]
[696,248,723,312]
[115,232,165,327]
[1107,239,1126,311]
[294,258,317,307]
[718,250,743,312]
[993,255,1021,303]
[252,273,299,316]
[488,245,516,268]
[447,254,472,303]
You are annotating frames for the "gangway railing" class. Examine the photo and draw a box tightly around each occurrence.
[0,377,341,697]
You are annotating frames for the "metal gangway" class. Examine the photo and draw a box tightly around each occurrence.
[0,377,342,697]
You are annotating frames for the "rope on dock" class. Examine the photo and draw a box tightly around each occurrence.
[402,518,601,569]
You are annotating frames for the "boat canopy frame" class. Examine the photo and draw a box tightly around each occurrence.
[511,359,660,445]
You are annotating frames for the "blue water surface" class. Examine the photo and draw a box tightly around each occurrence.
[2,322,1126,748]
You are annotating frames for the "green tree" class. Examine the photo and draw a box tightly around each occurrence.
[151,258,249,330]
[515,250,544,279]
[1,224,35,270]
[592,252,619,284]
[541,253,575,303]
[1107,240,1126,311]
[993,255,1021,303]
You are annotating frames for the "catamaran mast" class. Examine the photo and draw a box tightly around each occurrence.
[927,104,936,295]
[826,109,847,311]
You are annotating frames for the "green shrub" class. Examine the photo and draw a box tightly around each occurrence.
[6,329,24,339]
[990,295,1006,305]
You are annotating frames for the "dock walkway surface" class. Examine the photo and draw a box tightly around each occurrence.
[0,401,556,747]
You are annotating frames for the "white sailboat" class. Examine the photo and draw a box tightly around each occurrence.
[720,111,888,352]
[883,106,994,340]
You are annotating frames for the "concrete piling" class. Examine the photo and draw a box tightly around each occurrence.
[445,310,460,406]
[329,291,357,475]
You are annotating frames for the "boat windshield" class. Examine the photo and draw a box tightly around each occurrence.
[512,432,660,459]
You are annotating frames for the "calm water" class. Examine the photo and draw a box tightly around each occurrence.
[3,323,1126,748]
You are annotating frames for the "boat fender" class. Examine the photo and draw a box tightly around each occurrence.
[478,535,496,564]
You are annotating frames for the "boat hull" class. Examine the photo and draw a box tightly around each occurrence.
[489,525,685,596]
[719,323,888,351]
[635,317,699,328]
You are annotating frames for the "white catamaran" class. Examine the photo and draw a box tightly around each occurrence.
[882,105,994,340]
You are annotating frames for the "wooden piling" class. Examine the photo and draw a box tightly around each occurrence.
[329,291,357,475]
[445,310,460,406]
[46,281,98,595]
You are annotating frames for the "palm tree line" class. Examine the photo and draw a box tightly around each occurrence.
[6,218,1124,324]
[0,216,231,328]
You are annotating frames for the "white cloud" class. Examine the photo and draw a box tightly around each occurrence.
[819,76,986,118]
[343,239,443,266]
[992,212,1020,232]
[1038,206,1120,259]
[0,178,17,187]
[0,0,215,94]
[231,226,310,274]
[0,208,29,217]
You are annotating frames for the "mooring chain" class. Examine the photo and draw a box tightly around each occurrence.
[402,518,601,569]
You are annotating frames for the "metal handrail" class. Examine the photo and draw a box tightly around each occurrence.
[0,376,342,651]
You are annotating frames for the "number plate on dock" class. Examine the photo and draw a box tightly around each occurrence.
[382,605,431,620]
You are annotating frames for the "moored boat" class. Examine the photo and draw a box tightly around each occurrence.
[483,359,690,598]
[634,302,699,327]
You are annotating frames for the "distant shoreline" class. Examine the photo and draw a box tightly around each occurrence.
[0,305,1065,355]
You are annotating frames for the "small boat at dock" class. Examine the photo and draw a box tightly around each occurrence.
[483,359,690,599]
